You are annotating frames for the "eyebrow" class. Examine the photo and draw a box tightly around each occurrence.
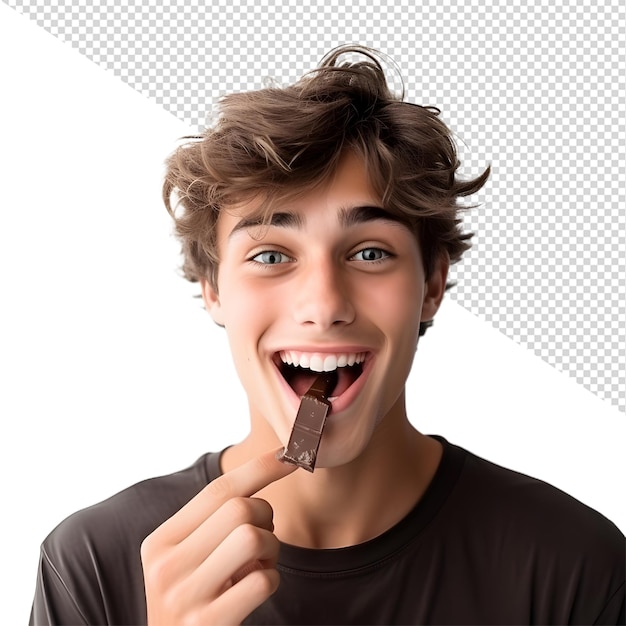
[338,205,408,229]
[228,211,304,238]
[228,205,408,239]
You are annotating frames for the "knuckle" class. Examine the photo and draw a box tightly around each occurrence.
[248,568,280,599]
[141,544,178,591]
[235,523,264,554]
[142,555,170,590]
[140,534,157,562]
[205,474,234,499]
[223,496,253,525]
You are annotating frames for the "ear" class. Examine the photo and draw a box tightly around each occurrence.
[420,253,449,324]
[200,277,225,327]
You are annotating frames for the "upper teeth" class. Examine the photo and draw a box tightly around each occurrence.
[279,351,366,372]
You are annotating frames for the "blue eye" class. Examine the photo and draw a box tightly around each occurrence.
[352,248,389,262]
[251,251,291,264]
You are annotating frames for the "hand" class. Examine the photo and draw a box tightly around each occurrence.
[141,448,297,625]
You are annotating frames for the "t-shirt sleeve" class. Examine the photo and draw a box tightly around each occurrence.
[29,546,89,626]
[28,453,214,626]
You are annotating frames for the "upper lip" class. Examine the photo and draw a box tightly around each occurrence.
[272,345,374,354]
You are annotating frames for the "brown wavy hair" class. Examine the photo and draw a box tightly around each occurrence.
[163,45,489,333]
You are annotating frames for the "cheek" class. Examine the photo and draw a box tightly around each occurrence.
[363,273,423,331]
[220,278,272,327]
[219,278,279,366]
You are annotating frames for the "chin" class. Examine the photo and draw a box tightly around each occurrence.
[314,418,380,470]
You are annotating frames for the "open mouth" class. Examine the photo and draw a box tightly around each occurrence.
[275,351,367,398]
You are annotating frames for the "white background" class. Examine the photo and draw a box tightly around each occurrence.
[1,5,624,622]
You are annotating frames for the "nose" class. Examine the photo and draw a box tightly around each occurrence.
[292,259,355,329]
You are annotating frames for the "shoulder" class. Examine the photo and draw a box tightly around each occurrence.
[41,451,219,583]
[456,444,624,544]
[45,451,217,559]
[32,452,222,624]
[441,440,625,622]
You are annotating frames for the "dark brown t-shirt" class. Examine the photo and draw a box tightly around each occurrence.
[30,437,625,625]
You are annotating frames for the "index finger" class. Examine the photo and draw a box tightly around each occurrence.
[205,447,297,501]
[158,447,297,542]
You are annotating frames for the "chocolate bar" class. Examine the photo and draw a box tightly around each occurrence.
[279,371,337,472]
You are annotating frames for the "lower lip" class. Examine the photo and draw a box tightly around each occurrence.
[275,356,374,417]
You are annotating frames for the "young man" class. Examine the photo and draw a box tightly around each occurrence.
[30,46,624,625]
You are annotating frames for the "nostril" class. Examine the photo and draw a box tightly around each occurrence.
[293,296,356,327]
[291,272,355,328]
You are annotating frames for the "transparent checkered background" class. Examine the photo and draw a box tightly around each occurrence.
[6,0,625,412]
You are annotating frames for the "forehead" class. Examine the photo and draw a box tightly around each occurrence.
[219,151,386,233]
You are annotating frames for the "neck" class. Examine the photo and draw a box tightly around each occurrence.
[221,403,442,549]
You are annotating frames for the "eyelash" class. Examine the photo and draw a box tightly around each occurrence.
[248,250,293,266]
[247,246,392,268]
[350,247,391,263]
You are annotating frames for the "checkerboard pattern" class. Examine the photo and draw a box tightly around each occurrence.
[6,0,625,412]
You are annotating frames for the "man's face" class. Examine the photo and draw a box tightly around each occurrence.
[202,152,446,469]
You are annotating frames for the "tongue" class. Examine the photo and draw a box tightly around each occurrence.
[291,367,358,397]
[291,370,321,397]
[332,367,359,396]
